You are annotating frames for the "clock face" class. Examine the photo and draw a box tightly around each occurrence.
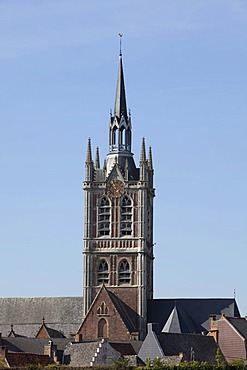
[107,179,125,198]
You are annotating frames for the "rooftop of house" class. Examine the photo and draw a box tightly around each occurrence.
[138,323,223,365]
[223,316,247,339]
[1,348,54,368]
[148,298,240,334]
[0,297,83,337]
[1,337,71,353]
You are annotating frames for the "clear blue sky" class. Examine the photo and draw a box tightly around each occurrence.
[1,1,247,314]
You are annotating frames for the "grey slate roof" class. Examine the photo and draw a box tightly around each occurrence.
[227,317,247,339]
[0,297,83,337]
[44,325,66,338]
[157,332,220,364]
[148,298,240,334]
[108,290,136,333]
[63,341,102,367]
[138,324,223,365]
[2,337,70,353]
[162,306,181,333]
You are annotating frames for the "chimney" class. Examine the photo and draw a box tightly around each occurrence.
[147,323,159,334]
[208,314,216,328]
[1,346,8,360]
[209,315,218,343]
[44,340,57,360]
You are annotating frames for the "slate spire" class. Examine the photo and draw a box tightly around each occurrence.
[114,53,128,120]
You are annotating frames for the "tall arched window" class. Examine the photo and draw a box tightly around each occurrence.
[97,260,109,284]
[98,197,110,236]
[118,259,131,284]
[126,128,131,150]
[120,196,132,236]
[98,318,108,338]
[119,126,125,149]
[112,126,117,145]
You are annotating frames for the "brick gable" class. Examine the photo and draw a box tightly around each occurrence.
[77,285,135,341]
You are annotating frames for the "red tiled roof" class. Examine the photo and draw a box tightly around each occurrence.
[6,353,54,367]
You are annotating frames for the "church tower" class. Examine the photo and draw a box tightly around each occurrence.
[80,50,155,341]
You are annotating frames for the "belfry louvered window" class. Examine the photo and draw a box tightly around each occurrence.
[97,260,109,284]
[98,197,110,236]
[120,196,132,236]
[118,259,131,284]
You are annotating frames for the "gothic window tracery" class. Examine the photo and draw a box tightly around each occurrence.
[120,196,132,236]
[97,301,109,315]
[98,197,110,236]
[97,260,109,285]
[118,259,131,284]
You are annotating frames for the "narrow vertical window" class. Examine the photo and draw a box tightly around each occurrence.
[120,196,132,236]
[119,126,125,149]
[118,259,131,284]
[126,128,131,150]
[97,260,109,285]
[98,197,110,236]
[98,318,108,338]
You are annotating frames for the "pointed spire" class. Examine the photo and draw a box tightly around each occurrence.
[139,137,146,165]
[148,146,153,170]
[162,306,181,333]
[86,138,92,164]
[139,137,147,181]
[114,54,127,120]
[95,147,100,169]
[85,138,94,182]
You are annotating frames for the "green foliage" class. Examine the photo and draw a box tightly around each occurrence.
[45,365,62,369]
[145,357,152,369]
[215,348,225,367]
[228,358,246,370]
[152,357,164,370]
[111,356,131,370]
[25,364,43,370]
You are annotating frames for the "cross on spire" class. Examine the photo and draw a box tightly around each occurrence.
[118,33,123,56]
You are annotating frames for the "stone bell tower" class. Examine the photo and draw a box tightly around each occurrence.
[81,50,155,340]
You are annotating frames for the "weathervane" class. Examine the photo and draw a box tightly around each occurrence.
[118,33,123,55]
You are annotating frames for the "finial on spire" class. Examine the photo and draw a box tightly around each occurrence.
[95,147,100,169]
[148,145,153,170]
[118,33,123,56]
[140,137,147,165]
[86,138,92,164]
